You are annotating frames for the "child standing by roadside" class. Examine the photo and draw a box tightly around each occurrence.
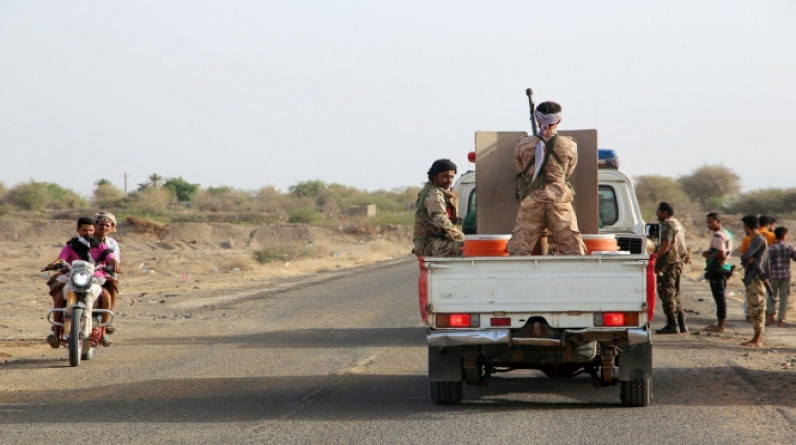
[767,227,796,327]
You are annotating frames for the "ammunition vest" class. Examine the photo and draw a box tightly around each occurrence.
[413,184,458,240]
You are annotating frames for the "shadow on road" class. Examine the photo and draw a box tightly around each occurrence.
[1,365,793,424]
[119,327,428,349]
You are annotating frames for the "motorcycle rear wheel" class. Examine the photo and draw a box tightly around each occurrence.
[69,307,83,367]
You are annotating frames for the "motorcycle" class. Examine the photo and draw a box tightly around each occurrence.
[44,260,115,367]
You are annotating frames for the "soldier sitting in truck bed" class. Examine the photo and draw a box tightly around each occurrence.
[412,159,465,257]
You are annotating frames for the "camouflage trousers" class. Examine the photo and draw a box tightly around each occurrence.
[745,276,767,334]
[657,262,683,318]
[412,237,463,257]
[507,201,586,255]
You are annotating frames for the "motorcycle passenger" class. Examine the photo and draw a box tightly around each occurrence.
[94,211,121,334]
[45,216,118,348]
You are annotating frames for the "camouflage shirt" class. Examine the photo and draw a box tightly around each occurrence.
[412,183,464,257]
[413,183,463,241]
[514,133,578,203]
[658,217,688,262]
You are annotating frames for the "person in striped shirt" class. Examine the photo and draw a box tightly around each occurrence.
[766,226,796,327]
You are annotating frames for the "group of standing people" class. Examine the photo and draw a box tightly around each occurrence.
[734,214,794,346]
[412,100,585,258]
[654,205,795,348]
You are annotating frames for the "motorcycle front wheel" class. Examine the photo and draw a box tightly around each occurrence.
[69,307,83,367]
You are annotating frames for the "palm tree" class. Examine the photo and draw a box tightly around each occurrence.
[148,173,164,189]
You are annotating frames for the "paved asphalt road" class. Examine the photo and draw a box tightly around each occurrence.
[1,259,794,444]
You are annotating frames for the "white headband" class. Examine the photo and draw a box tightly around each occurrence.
[530,111,562,183]
[534,110,562,135]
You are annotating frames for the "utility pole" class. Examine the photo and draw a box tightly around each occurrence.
[122,172,130,194]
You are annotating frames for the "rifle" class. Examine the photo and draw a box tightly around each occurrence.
[744,260,774,294]
[425,219,446,239]
[525,88,538,137]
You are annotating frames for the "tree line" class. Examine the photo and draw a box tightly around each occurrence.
[634,164,796,220]
[2,164,791,225]
[0,175,420,226]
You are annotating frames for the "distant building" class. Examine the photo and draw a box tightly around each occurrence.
[347,204,376,218]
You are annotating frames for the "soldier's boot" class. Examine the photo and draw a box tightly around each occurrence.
[655,314,680,334]
[677,311,689,334]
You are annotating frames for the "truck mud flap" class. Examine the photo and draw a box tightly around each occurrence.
[428,346,463,382]
[617,341,652,381]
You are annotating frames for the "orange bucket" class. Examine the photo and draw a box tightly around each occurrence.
[581,234,620,254]
[463,234,511,257]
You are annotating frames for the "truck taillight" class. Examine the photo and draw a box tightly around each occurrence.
[604,313,625,326]
[594,312,640,327]
[490,317,511,327]
[436,313,480,328]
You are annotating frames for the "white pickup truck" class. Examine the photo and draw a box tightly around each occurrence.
[419,147,656,407]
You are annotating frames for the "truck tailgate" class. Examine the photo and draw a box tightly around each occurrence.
[426,255,649,313]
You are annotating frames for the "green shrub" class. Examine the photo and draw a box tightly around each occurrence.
[122,188,171,216]
[193,187,253,212]
[373,211,413,226]
[253,243,315,264]
[6,181,49,211]
[287,206,320,224]
[4,181,87,211]
[163,176,200,202]
[93,181,126,208]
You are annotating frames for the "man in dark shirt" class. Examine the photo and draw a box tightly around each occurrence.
[739,215,769,347]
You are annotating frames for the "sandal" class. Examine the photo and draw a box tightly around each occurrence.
[46,333,61,349]
[105,326,116,335]
[703,325,724,333]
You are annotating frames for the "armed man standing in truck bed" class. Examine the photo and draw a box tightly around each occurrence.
[412,159,465,257]
[507,101,586,256]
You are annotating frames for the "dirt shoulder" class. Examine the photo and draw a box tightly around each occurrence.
[0,218,413,358]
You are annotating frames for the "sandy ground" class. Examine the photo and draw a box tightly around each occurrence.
[0,218,413,358]
[2,215,793,366]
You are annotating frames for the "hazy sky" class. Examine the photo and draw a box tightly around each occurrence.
[2,1,794,198]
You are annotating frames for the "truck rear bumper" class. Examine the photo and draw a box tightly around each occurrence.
[427,327,649,347]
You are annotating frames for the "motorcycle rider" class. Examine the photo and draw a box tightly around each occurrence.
[94,211,121,334]
[46,216,118,348]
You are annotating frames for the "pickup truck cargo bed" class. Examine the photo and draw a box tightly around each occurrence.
[425,254,650,318]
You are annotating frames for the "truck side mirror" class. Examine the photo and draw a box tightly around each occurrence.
[645,223,661,244]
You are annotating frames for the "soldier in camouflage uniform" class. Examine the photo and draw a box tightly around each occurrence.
[739,214,769,347]
[507,101,586,256]
[412,159,465,257]
[654,202,690,334]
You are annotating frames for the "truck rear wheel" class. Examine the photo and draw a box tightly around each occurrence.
[620,378,650,407]
[430,381,463,405]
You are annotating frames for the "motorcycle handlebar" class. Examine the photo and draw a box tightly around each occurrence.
[41,262,67,272]
[41,261,117,274]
